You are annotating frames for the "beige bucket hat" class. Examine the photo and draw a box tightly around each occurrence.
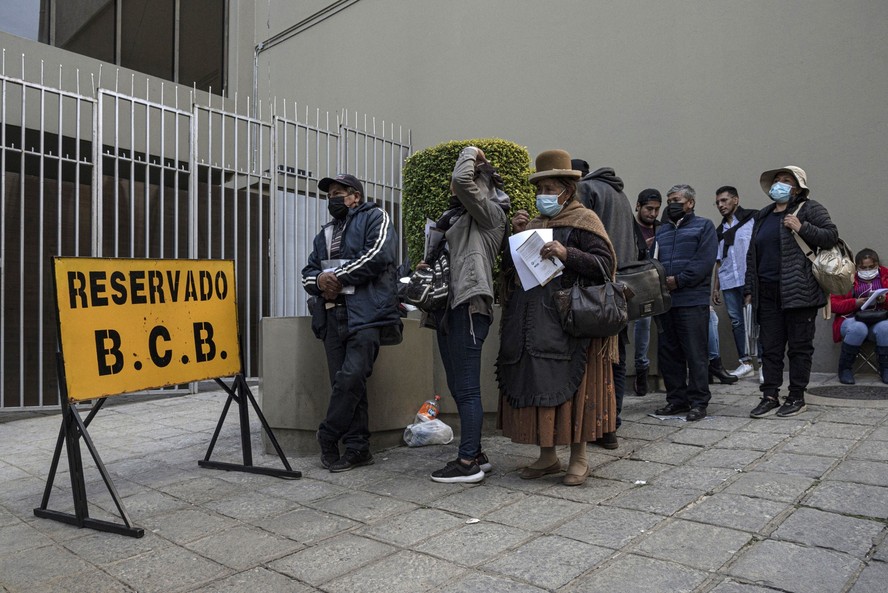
[529,149,583,182]
[759,166,809,197]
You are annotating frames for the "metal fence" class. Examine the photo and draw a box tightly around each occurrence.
[0,52,411,410]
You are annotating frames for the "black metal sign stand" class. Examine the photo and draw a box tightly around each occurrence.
[199,373,301,479]
[34,360,144,537]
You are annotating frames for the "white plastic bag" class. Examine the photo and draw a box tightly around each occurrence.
[403,418,454,447]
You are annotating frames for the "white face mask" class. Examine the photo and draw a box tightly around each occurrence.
[858,268,879,281]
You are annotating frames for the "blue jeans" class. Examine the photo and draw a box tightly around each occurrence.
[658,305,711,409]
[319,305,381,452]
[709,308,720,360]
[435,304,489,460]
[634,317,652,370]
[722,287,749,361]
[841,318,888,347]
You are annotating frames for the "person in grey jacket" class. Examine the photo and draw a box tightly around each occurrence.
[572,160,638,448]
[428,146,508,483]
[745,166,838,418]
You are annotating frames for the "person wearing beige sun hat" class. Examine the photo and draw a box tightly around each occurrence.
[497,149,617,487]
[744,165,838,419]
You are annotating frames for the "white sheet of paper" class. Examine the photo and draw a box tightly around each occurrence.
[860,288,888,310]
[321,259,355,294]
[508,229,563,290]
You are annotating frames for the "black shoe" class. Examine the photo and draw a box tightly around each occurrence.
[776,398,807,417]
[686,407,707,422]
[750,396,780,418]
[837,343,859,385]
[475,451,493,473]
[431,459,485,483]
[709,357,739,384]
[594,432,619,449]
[634,368,649,396]
[654,403,691,416]
[329,449,374,472]
[317,431,339,469]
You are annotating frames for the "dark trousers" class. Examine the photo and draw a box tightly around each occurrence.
[757,282,817,400]
[318,305,381,452]
[435,304,490,461]
[657,305,711,409]
[612,329,627,429]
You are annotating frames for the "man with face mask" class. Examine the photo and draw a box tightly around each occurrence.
[651,185,717,421]
[301,173,400,472]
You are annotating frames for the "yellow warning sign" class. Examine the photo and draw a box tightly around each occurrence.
[52,257,241,401]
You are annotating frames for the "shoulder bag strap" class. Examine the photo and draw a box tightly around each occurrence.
[789,203,816,262]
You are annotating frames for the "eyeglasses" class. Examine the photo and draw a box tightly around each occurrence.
[327,191,353,200]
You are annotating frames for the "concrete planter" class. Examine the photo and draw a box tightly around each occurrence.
[259,309,502,457]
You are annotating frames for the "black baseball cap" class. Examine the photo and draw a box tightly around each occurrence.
[319,174,364,198]
[637,188,662,205]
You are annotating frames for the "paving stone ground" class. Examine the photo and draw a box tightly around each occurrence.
[1,373,887,592]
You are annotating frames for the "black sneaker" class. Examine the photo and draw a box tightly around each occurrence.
[317,431,339,469]
[654,403,690,416]
[329,449,374,472]
[431,459,485,483]
[475,452,493,473]
[749,397,780,418]
[776,399,807,417]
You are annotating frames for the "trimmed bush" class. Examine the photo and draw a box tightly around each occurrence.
[402,138,535,268]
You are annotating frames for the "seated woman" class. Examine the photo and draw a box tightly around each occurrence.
[497,149,617,487]
[831,248,888,384]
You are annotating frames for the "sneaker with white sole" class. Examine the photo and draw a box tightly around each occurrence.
[729,362,754,378]
[431,459,485,483]
[475,451,493,473]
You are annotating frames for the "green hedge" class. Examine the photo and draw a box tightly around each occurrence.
[402,138,536,268]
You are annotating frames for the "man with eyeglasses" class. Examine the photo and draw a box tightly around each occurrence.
[711,186,758,379]
[302,174,400,472]
[652,185,717,422]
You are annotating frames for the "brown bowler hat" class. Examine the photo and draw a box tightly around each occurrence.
[528,149,582,183]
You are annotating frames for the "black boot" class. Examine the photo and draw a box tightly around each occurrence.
[709,357,738,384]
[634,367,649,396]
[878,346,888,385]
[837,342,860,385]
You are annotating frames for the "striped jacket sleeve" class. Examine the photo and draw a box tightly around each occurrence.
[333,208,396,287]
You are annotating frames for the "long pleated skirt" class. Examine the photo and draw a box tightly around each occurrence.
[498,337,617,447]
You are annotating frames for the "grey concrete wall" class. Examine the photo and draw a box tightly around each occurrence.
[246,0,886,373]
[258,309,505,456]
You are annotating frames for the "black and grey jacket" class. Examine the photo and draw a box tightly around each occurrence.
[743,194,838,311]
[301,201,401,335]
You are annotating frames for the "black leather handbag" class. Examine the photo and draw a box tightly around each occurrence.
[554,261,628,339]
[855,309,888,325]
[616,258,672,320]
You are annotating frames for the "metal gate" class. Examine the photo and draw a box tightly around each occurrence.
[0,53,411,410]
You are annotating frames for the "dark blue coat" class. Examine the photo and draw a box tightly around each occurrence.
[652,211,717,307]
[301,202,400,335]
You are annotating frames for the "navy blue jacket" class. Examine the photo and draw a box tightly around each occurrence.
[652,211,717,307]
[301,202,400,335]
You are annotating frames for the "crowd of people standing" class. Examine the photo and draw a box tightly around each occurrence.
[300,148,887,487]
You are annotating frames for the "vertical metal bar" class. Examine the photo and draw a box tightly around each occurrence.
[159,85,166,258]
[114,88,121,257]
[18,55,27,407]
[129,80,135,258]
[0,53,7,407]
[93,85,102,257]
[143,80,150,257]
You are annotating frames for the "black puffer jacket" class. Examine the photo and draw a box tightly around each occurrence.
[744,194,838,311]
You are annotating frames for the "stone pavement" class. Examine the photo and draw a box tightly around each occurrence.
[1,373,887,593]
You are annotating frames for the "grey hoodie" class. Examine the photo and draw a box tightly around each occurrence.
[576,167,638,270]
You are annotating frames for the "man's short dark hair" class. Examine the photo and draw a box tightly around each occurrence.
[715,186,738,197]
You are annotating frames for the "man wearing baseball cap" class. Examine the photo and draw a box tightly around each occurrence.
[301,173,401,472]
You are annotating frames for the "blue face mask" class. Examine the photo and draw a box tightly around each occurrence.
[769,182,793,203]
[536,192,564,217]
